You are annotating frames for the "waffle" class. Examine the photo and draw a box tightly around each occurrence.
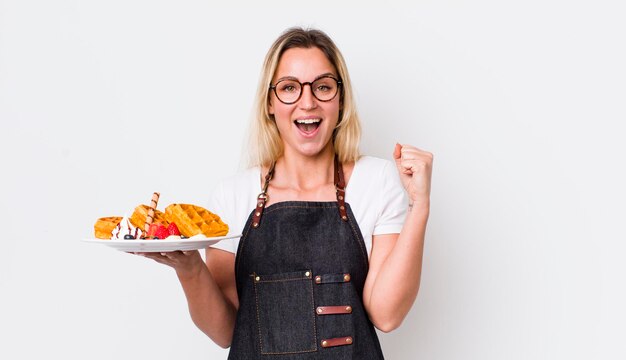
[94,216,122,239]
[129,204,169,230]
[164,203,229,237]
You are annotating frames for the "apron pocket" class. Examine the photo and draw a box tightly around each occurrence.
[253,270,317,354]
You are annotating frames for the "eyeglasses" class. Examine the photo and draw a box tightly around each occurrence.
[269,75,342,105]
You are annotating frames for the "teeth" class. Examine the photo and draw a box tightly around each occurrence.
[295,118,321,124]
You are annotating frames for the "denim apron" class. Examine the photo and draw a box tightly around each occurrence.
[228,157,385,359]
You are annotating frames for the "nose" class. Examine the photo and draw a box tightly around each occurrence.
[298,83,318,110]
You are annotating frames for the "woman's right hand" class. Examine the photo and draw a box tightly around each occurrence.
[134,250,205,280]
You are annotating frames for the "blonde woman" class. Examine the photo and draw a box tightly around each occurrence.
[141,27,433,359]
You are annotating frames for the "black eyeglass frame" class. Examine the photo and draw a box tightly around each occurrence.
[269,75,343,105]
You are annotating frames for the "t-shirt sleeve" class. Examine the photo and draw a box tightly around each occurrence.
[207,180,240,254]
[373,160,408,235]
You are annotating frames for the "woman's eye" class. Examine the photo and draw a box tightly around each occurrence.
[316,85,331,92]
[281,85,297,92]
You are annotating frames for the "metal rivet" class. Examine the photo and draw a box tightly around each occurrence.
[346,337,352,344]
[340,205,345,210]
[317,307,323,314]
[342,215,348,220]
[255,276,260,281]
[253,222,259,228]
[305,271,310,277]
[257,202,263,207]
[345,306,352,312]
[343,274,351,282]
[321,340,328,347]
[255,212,260,216]
[338,195,343,200]
[315,276,321,283]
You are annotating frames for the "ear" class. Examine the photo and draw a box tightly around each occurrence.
[268,97,275,115]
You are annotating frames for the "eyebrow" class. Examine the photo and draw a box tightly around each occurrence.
[274,72,337,83]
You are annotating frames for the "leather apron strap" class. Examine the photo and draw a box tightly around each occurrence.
[334,155,348,221]
[251,161,274,228]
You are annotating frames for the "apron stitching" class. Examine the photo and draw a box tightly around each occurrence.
[255,277,311,283]
[263,203,337,215]
[254,274,320,355]
[261,349,318,355]
[309,274,319,351]
[234,213,256,278]
[253,279,264,354]
[346,212,370,266]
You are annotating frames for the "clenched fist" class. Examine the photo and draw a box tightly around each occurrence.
[393,143,433,206]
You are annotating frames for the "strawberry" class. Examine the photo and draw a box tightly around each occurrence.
[147,223,160,238]
[154,224,169,240]
[167,222,181,236]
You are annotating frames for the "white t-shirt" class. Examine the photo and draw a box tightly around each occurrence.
[208,156,407,256]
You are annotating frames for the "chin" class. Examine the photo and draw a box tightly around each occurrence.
[298,143,333,158]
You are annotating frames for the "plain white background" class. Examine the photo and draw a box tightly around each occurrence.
[1,1,624,359]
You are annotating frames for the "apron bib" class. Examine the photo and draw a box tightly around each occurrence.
[228,158,385,359]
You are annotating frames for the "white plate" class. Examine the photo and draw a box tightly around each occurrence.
[82,234,241,252]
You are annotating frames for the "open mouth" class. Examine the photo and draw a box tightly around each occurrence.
[294,118,322,133]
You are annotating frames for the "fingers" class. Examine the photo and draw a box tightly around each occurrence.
[391,143,434,202]
[393,143,429,159]
[397,144,427,159]
[393,143,402,160]
[394,144,433,171]
[132,251,185,267]
[394,143,417,175]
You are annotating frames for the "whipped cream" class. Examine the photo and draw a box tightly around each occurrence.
[111,214,141,240]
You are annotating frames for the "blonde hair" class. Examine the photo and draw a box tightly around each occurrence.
[247,27,361,167]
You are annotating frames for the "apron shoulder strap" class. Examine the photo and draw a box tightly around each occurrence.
[252,162,275,228]
[334,155,348,222]
[252,156,348,229]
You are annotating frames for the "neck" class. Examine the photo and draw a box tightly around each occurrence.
[274,148,335,191]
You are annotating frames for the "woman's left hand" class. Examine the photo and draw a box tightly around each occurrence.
[393,143,433,205]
